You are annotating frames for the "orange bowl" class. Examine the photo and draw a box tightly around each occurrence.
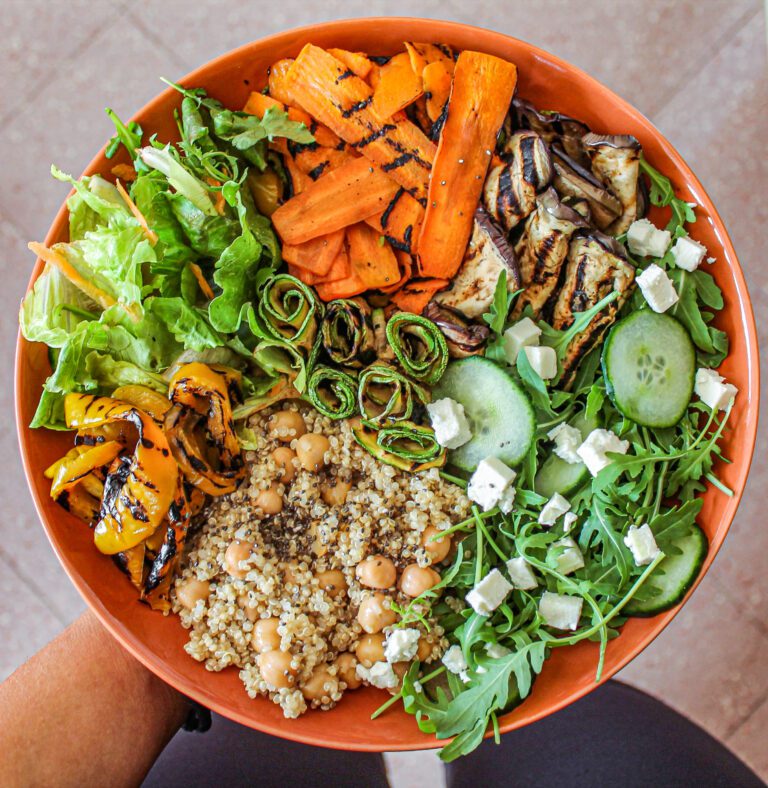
[15,18,759,751]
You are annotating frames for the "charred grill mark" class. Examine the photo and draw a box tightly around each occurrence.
[140,437,155,449]
[307,161,328,180]
[435,43,454,59]
[532,232,559,283]
[58,490,71,511]
[287,139,319,157]
[369,55,391,65]
[336,69,355,82]
[188,454,208,473]
[383,136,432,171]
[430,101,449,141]
[403,225,413,249]
[341,97,372,118]
[382,152,413,172]
[380,188,405,228]
[520,136,538,185]
[354,123,397,149]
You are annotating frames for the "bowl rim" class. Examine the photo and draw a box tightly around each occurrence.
[14,16,760,752]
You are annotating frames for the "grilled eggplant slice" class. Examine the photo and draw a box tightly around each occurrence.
[423,301,490,358]
[483,131,553,232]
[435,208,521,319]
[583,133,642,235]
[512,189,587,319]
[552,231,635,388]
[513,99,591,167]
[551,145,622,230]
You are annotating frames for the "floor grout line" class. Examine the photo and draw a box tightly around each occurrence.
[124,8,196,76]
[644,4,762,119]
[724,684,768,740]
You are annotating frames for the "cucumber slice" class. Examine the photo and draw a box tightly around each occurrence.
[602,310,695,428]
[535,410,599,498]
[432,356,534,471]
[625,525,708,617]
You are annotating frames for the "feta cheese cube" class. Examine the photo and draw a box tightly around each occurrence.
[384,628,421,663]
[694,368,738,411]
[538,492,571,527]
[636,264,679,313]
[576,429,630,477]
[539,591,583,631]
[672,235,707,272]
[563,512,578,533]
[503,317,542,364]
[627,218,671,258]
[498,484,517,514]
[442,644,468,675]
[549,536,585,576]
[467,457,517,512]
[485,642,511,659]
[547,422,583,464]
[506,556,538,590]
[426,397,472,450]
[466,569,513,616]
[356,661,399,689]
[523,345,558,380]
[623,524,661,566]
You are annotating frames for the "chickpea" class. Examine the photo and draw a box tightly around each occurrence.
[176,578,210,610]
[224,540,253,579]
[237,594,259,622]
[269,410,306,442]
[356,555,397,589]
[416,637,432,662]
[336,652,361,689]
[256,485,284,515]
[302,666,335,701]
[252,617,282,653]
[316,569,347,598]
[295,433,331,471]
[355,633,385,667]
[399,564,441,598]
[422,525,452,564]
[272,446,297,482]
[357,593,397,634]
[258,649,296,689]
[320,479,352,506]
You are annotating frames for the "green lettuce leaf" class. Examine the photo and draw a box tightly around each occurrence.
[149,297,222,351]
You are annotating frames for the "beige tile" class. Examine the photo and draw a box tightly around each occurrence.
[726,693,768,780]
[0,19,188,240]
[0,561,64,681]
[384,750,445,788]
[0,0,130,124]
[618,568,768,741]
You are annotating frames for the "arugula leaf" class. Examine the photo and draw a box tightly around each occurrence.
[482,270,512,335]
[579,497,632,586]
[105,108,145,167]
[516,349,553,415]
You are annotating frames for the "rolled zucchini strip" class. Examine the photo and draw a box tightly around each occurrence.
[385,312,449,384]
[306,365,358,420]
[358,363,429,424]
[320,298,377,368]
[258,273,322,350]
[351,419,446,472]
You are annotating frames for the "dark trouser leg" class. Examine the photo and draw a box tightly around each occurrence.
[446,681,763,788]
[143,712,389,788]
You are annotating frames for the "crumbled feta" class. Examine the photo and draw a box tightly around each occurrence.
[636,264,679,313]
[623,524,661,566]
[694,368,738,411]
[426,397,472,450]
[523,345,558,380]
[549,537,585,576]
[506,556,538,590]
[356,661,399,689]
[384,628,421,664]
[627,218,671,258]
[413,680,423,693]
[503,317,542,364]
[467,457,517,512]
[672,235,707,272]
[498,484,517,514]
[538,492,571,527]
[706,256,716,265]
[459,670,471,683]
[539,591,583,631]
[485,642,511,659]
[442,644,468,674]
[466,569,513,615]
[577,429,630,477]
[563,512,578,533]
[547,422,583,464]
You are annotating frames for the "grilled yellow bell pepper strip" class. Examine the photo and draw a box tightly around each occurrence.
[112,385,172,421]
[64,394,179,555]
[49,441,121,499]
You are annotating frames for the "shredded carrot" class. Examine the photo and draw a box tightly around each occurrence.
[418,51,518,279]
[272,156,401,245]
[347,223,401,289]
[189,262,215,300]
[390,278,449,314]
[327,48,372,79]
[281,229,345,276]
[364,187,424,254]
[111,163,137,183]
[115,179,158,245]
[371,52,424,120]
[284,45,436,203]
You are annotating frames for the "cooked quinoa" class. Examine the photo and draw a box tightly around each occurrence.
[171,403,471,718]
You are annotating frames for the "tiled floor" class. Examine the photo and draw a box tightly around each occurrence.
[1,0,766,783]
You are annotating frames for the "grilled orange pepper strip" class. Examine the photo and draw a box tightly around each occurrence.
[64,394,179,555]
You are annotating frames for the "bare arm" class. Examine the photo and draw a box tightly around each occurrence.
[0,610,188,787]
